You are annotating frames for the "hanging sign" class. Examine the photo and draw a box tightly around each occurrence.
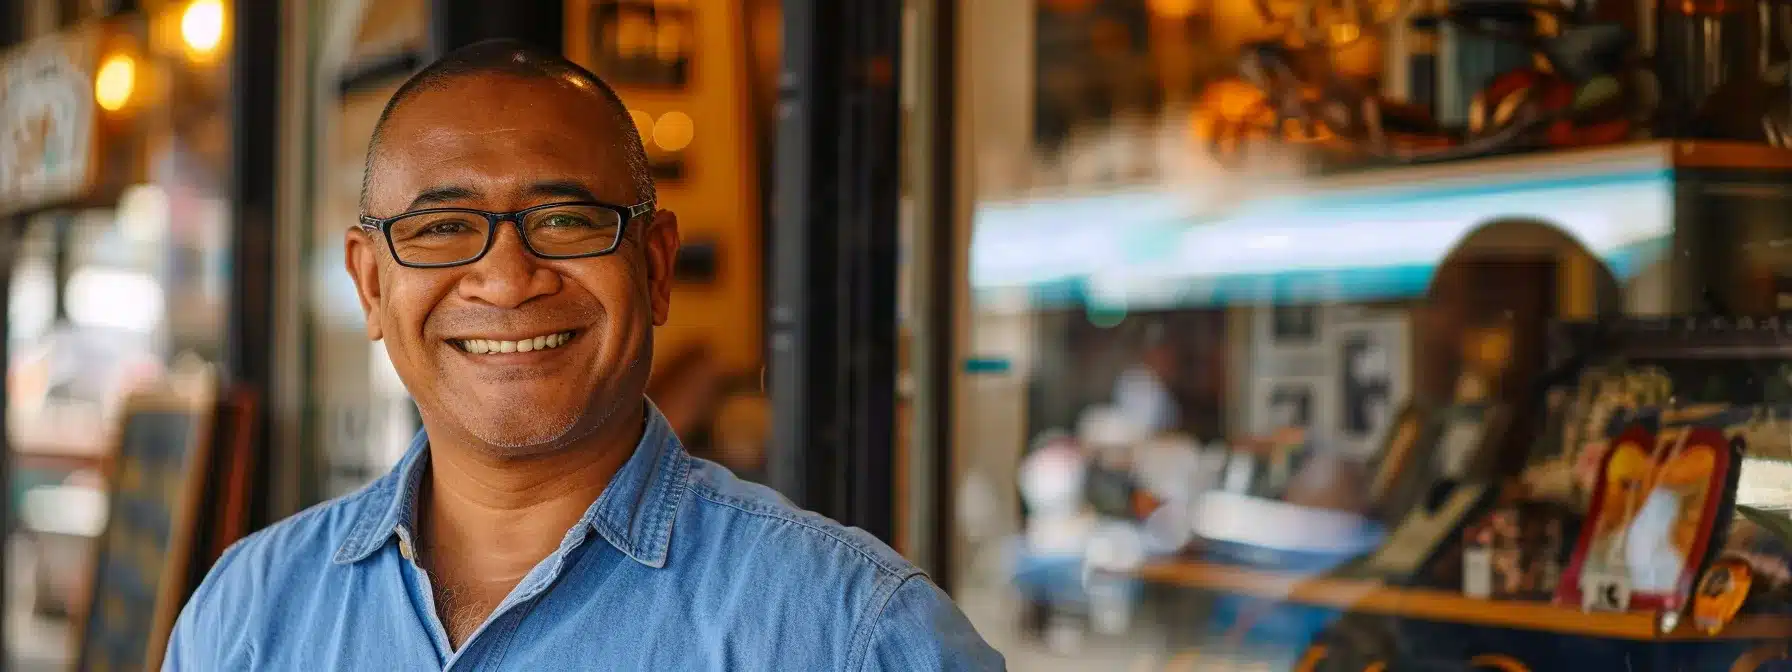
[0,28,101,216]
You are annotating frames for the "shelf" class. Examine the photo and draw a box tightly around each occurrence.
[1135,560,1792,642]
[1302,140,1792,195]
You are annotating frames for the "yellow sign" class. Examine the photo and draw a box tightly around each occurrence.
[0,28,100,216]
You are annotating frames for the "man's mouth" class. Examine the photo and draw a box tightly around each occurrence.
[450,330,578,354]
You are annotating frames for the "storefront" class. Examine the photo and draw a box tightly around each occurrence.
[1,0,237,666]
[921,0,1792,669]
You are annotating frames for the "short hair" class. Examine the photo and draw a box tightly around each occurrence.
[359,39,654,213]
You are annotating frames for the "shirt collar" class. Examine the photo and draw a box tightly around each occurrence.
[332,400,691,568]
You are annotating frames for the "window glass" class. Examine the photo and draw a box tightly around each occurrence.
[4,3,232,666]
[949,0,1792,668]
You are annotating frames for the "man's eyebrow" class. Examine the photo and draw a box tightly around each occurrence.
[524,180,600,202]
[407,185,482,210]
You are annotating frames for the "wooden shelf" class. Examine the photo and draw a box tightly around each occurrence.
[1136,560,1792,642]
[1297,140,1792,198]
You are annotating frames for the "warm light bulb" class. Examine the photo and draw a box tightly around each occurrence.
[181,0,226,55]
[94,54,136,112]
[628,109,654,143]
[652,111,694,152]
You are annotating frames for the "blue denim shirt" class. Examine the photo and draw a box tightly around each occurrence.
[164,404,1003,670]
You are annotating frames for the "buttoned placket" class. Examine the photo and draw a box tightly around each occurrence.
[396,520,600,671]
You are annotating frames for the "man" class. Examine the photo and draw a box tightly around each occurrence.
[165,40,1002,670]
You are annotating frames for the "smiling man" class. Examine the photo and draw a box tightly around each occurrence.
[164,40,1002,671]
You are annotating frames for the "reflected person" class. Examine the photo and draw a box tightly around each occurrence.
[164,40,1002,671]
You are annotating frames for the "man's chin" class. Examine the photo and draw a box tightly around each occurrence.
[456,407,586,455]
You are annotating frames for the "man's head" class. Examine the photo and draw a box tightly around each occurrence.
[346,39,680,456]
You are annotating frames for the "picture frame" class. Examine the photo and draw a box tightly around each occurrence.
[1367,403,1511,530]
[1335,318,1410,458]
[589,0,694,89]
[1367,402,1437,506]
[1252,377,1332,437]
[1357,480,1496,581]
[1271,305,1320,346]
[1558,422,1740,613]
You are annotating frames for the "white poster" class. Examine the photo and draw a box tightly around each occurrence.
[1335,317,1411,458]
[1245,306,1411,458]
[0,29,97,215]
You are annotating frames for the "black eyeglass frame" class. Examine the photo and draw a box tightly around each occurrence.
[357,199,656,269]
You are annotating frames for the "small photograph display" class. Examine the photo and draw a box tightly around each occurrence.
[1559,422,1738,613]
[1271,305,1320,345]
[1335,318,1409,458]
[1268,383,1315,429]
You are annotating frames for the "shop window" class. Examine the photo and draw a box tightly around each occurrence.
[944,0,1792,668]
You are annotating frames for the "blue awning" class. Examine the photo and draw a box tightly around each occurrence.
[971,165,1675,309]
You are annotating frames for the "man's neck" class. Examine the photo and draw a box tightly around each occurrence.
[417,401,647,645]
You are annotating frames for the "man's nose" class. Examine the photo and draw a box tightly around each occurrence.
[456,222,561,308]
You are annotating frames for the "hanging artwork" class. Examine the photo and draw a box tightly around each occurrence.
[0,27,101,215]
[1335,317,1410,458]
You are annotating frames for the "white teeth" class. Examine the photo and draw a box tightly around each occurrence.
[456,331,575,355]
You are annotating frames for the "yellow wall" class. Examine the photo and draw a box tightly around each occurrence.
[565,1,765,377]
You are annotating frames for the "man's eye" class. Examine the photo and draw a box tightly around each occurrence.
[541,214,594,228]
[423,221,471,235]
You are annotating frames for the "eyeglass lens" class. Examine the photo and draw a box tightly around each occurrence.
[387,205,623,265]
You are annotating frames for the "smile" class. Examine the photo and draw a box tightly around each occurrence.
[451,330,578,354]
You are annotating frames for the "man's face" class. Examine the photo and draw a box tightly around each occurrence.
[346,74,679,455]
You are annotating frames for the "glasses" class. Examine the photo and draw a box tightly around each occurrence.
[358,200,655,268]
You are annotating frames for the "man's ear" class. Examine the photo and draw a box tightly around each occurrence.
[344,228,386,341]
[643,210,682,327]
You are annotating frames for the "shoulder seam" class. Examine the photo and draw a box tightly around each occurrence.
[845,572,921,671]
[688,482,919,580]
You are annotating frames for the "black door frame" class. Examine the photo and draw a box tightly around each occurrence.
[769,0,905,544]
[428,0,562,57]
[229,0,282,531]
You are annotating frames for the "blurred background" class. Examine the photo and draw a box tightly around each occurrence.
[11,0,1792,670]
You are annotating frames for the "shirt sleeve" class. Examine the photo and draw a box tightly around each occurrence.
[162,541,254,671]
[859,574,1006,672]
[161,582,215,671]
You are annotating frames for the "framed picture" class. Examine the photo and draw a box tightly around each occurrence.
[1359,480,1495,580]
[1435,409,1488,479]
[1368,403,1435,504]
[1335,318,1410,457]
[1269,384,1314,428]
[1365,404,1511,527]
[1559,423,1739,613]
[590,1,693,88]
[1254,378,1330,435]
[1271,305,1320,345]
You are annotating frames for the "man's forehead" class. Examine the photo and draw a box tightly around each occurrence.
[383,74,623,140]
[369,75,635,208]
